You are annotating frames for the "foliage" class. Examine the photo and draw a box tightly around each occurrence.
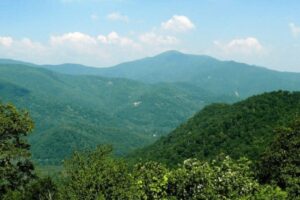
[257,120,300,199]
[0,103,35,198]
[131,91,300,166]
[1,94,299,199]
[132,161,169,199]
[23,177,58,200]
[59,148,287,199]
[60,145,137,200]
[167,157,259,199]
[248,185,288,200]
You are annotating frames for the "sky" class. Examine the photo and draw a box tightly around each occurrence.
[0,0,300,72]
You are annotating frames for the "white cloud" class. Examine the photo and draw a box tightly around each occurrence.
[0,36,47,63]
[0,36,13,47]
[107,12,129,23]
[289,23,300,38]
[214,37,264,55]
[0,32,143,66]
[161,15,195,32]
[139,32,178,46]
[0,29,180,67]
[19,38,45,51]
[98,32,138,47]
[50,32,97,46]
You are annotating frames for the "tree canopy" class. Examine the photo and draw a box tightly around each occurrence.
[0,103,35,198]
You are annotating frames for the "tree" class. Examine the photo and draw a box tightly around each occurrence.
[0,103,35,198]
[23,177,58,200]
[167,156,286,200]
[61,145,137,200]
[132,161,169,199]
[257,120,300,199]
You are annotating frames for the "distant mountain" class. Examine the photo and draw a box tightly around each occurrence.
[130,91,300,166]
[41,63,101,75]
[0,63,231,164]
[0,58,35,66]
[18,50,300,98]
[97,51,300,97]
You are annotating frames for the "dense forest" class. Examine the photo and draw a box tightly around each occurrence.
[1,91,299,199]
[0,63,234,164]
[130,91,300,166]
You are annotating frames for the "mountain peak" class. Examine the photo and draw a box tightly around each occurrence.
[156,50,184,57]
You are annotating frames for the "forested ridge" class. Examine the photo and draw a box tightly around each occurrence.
[0,91,299,199]
[130,91,300,166]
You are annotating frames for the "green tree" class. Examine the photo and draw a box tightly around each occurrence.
[0,103,35,198]
[60,145,136,200]
[168,156,286,200]
[133,161,169,199]
[23,177,58,200]
[257,120,300,199]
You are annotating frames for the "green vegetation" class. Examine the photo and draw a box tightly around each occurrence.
[257,121,300,199]
[130,91,300,166]
[57,146,287,200]
[0,103,35,199]
[2,146,290,200]
[2,52,300,164]
[1,55,300,199]
[0,98,299,199]
[0,63,233,164]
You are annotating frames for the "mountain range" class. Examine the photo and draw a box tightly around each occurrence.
[42,50,300,98]
[1,50,300,164]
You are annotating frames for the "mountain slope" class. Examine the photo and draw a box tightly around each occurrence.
[131,91,300,166]
[0,63,231,164]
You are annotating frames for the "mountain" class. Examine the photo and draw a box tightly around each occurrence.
[0,58,35,66]
[36,51,300,98]
[130,91,300,166]
[1,52,300,165]
[0,63,231,164]
[41,63,101,75]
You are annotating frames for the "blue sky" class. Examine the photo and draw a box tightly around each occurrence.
[0,0,300,71]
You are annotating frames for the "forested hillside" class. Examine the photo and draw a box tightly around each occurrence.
[1,101,298,199]
[131,91,300,166]
[0,63,232,164]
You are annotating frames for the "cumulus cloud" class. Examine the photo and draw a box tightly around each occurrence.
[214,37,264,56]
[139,32,178,45]
[0,36,47,63]
[289,23,300,38]
[107,12,129,23]
[161,15,195,32]
[0,36,13,47]
[98,32,139,48]
[50,32,97,46]
[0,32,142,66]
